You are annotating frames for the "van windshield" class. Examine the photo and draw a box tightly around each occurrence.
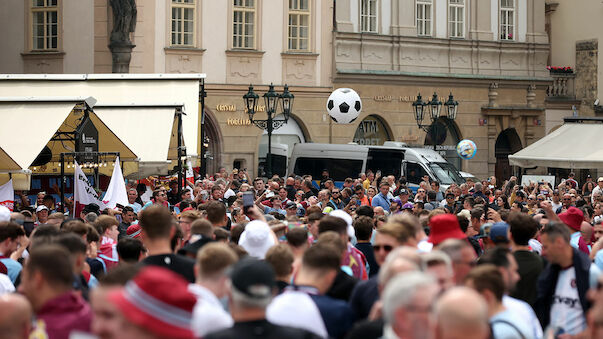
[428,162,464,185]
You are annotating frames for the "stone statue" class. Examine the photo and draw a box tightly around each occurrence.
[110,0,137,44]
[109,0,137,73]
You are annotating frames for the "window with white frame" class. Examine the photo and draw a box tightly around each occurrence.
[448,0,464,38]
[233,0,255,49]
[31,0,58,50]
[360,0,378,33]
[288,0,310,51]
[416,0,432,36]
[171,0,195,46]
[500,0,514,40]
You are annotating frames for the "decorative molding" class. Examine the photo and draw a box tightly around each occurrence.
[225,49,264,84]
[21,52,65,74]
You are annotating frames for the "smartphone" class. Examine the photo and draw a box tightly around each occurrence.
[242,191,254,213]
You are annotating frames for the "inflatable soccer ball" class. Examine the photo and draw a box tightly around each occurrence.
[326,88,362,124]
[457,139,477,160]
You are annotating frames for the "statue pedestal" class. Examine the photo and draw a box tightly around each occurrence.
[109,41,135,73]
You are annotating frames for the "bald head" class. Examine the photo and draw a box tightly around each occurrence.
[0,294,32,339]
[433,287,490,339]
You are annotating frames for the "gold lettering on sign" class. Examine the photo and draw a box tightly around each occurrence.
[244,105,266,113]
[399,96,418,102]
[227,118,252,126]
[373,95,393,102]
[216,104,237,112]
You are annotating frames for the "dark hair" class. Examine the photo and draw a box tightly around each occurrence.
[353,216,374,241]
[464,264,505,301]
[286,227,309,248]
[139,205,174,240]
[205,201,227,225]
[86,225,100,243]
[508,212,538,246]
[478,247,511,268]
[55,232,87,255]
[213,228,230,242]
[230,223,247,244]
[302,243,341,271]
[457,216,469,233]
[542,222,571,243]
[265,244,294,278]
[99,263,140,286]
[356,205,374,218]
[414,201,425,210]
[307,212,324,223]
[464,196,475,208]
[427,190,437,201]
[0,222,25,242]
[470,208,484,221]
[317,216,347,236]
[61,219,88,237]
[122,206,134,214]
[26,245,74,288]
[117,238,145,263]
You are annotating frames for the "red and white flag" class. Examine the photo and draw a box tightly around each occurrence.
[73,161,105,217]
[102,157,128,209]
[0,180,14,211]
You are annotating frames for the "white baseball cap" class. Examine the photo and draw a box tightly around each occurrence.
[35,205,49,213]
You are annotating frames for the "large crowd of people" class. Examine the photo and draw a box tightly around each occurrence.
[2,167,603,339]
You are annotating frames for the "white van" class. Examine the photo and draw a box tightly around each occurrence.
[289,142,465,192]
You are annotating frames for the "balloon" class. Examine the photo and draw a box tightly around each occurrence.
[457,139,477,160]
[326,88,362,124]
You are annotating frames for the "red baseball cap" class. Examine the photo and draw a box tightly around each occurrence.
[109,267,196,339]
[559,207,584,232]
[428,214,466,246]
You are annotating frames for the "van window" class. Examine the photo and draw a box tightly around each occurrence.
[366,149,403,178]
[428,162,464,185]
[406,162,428,185]
[293,157,363,181]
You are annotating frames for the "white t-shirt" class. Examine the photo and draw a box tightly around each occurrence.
[503,295,543,339]
[188,284,233,337]
[267,290,328,338]
[549,267,586,335]
[491,309,534,339]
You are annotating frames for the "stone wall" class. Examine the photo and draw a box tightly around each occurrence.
[575,39,598,116]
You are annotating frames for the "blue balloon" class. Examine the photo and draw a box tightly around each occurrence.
[457,139,477,160]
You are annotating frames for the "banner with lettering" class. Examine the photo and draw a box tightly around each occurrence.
[102,157,128,209]
[73,161,105,217]
[0,180,14,211]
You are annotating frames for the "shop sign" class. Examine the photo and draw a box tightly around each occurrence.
[216,104,237,112]
[353,116,390,145]
[76,117,98,163]
[227,118,252,126]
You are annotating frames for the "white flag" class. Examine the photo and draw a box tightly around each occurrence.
[0,180,14,211]
[102,157,128,209]
[186,159,195,184]
[73,161,105,217]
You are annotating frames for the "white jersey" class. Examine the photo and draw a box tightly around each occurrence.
[549,267,586,335]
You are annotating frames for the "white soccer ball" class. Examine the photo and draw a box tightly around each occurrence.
[326,88,362,124]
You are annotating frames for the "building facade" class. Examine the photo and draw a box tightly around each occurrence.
[0,0,335,177]
[331,0,550,181]
[0,0,553,181]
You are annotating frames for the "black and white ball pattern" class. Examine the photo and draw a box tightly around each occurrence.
[326,88,362,124]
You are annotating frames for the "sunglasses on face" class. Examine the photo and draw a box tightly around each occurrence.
[373,244,393,252]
